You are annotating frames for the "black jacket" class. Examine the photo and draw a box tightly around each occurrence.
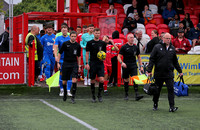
[126,6,143,18]
[146,37,160,54]
[0,31,9,52]
[147,43,182,78]
[122,18,137,31]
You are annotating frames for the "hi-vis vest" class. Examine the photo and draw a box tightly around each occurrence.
[25,33,38,60]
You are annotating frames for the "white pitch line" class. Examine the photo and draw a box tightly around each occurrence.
[39,99,98,130]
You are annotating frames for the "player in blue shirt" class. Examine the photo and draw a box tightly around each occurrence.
[40,25,55,79]
[54,24,71,96]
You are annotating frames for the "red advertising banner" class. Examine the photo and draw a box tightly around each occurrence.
[0,53,26,85]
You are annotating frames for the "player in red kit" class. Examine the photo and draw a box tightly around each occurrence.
[102,36,119,94]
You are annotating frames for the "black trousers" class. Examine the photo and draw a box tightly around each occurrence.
[109,56,117,84]
[153,78,175,108]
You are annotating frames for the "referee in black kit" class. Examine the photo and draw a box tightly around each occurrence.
[117,33,144,101]
[57,31,81,103]
[147,33,183,112]
[85,28,107,103]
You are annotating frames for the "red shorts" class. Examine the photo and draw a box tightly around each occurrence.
[104,65,112,76]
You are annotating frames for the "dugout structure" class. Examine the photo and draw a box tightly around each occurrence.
[5,12,118,86]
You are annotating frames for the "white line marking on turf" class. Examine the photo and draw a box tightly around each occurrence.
[39,99,98,130]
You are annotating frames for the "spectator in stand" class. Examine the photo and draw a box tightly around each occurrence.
[172,29,191,54]
[108,31,124,87]
[0,27,9,52]
[187,23,200,47]
[126,0,144,25]
[168,14,180,37]
[172,0,184,15]
[181,13,194,30]
[146,30,160,53]
[122,13,137,36]
[134,30,150,54]
[137,0,149,11]
[158,0,168,14]
[142,4,156,25]
[106,3,117,16]
[162,1,177,25]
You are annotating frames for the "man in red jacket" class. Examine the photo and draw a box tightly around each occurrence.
[172,29,191,54]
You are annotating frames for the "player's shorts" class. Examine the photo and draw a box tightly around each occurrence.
[62,62,78,80]
[89,61,104,80]
[104,64,112,76]
[122,63,138,79]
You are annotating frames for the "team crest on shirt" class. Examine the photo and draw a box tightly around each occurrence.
[169,48,173,51]
[99,46,102,51]
[160,48,162,51]
[183,43,186,46]
[74,49,77,55]
[92,43,95,45]
[67,45,70,47]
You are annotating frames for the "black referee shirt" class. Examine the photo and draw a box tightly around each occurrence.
[59,40,81,62]
[119,43,140,64]
[86,40,107,62]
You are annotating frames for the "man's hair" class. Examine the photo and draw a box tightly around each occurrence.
[77,26,81,29]
[70,31,77,36]
[94,28,100,32]
[61,25,68,29]
[88,24,94,27]
[61,23,68,27]
[69,27,74,31]
[45,24,53,29]
[152,30,158,35]
[82,25,87,28]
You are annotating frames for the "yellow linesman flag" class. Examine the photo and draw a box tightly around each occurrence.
[131,74,149,84]
[46,71,60,92]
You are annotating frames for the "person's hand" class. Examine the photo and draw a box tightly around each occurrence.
[179,73,183,77]
[140,67,144,74]
[57,62,61,70]
[78,67,81,73]
[146,72,152,77]
[175,48,179,52]
[85,64,90,70]
[121,62,127,68]
[142,46,145,51]
[55,56,59,62]
[181,47,185,51]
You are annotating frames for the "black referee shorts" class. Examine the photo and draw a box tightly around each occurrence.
[62,62,78,80]
[89,61,104,80]
[122,63,138,79]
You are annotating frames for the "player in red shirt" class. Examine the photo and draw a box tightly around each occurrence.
[102,36,119,94]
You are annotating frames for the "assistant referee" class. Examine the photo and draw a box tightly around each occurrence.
[57,31,81,103]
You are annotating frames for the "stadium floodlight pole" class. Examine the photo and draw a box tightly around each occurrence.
[9,0,13,52]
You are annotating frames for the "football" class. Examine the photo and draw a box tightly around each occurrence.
[97,51,106,60]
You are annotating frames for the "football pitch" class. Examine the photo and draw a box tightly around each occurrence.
[0,85,200,130]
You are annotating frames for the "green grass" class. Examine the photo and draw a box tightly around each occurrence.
[0,85,200,130]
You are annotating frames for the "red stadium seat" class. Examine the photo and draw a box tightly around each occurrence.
[118,13,126,26]
[101,8,108,13]
[190,15,199,26]
[180,14,185,21]
[193,6,200,19]
[89,3,100,8]
[145,24,157,36]
[116,8,125,15]
[148,0,156,4]
[184,9,193,15]
[114,3,123,8]
[157,24,170,34]
[101,3,109,8]
[153,14,164,25]
[89,8,102,13]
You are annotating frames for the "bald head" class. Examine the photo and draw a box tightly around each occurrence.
[163,33,171,46]
[31,25,39,35]
[127,34,134,45]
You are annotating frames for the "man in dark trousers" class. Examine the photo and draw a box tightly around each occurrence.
[85,28,107,103]
[0,27,9,52]
[117,33,144,101]
[57,31,81,103]
[147,33,183,112]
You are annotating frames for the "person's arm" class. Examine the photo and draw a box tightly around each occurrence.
[57,53,61,69]
[173,53,182,76]
[117,54,127,68]
[80,35,86,48]
[110,40,119,51]
[183,39,192,52]
[162,9,168,19]
[137,54,144,73]
[53,37,59,62]
[27,35,35,46]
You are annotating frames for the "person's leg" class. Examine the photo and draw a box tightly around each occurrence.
[153,78,164,109]
[112,56,118,86]
[122,67,129,100]
[165,78,175,108]
[62,80,67,101]
[122,28,129,36]
[82,49,88,85]
[59,62,64,96]
[97,63,105,102]
[71,78,77,104]
[43,56,51,79]
[89,62,97,102]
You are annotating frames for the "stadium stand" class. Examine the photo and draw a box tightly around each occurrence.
[153,14,164,25]
[157,24,170,34]
[123,4,132,14]
[137,23,146,34]
[145,24,157,36]
[149,4,158,14]
[190,15,199,26]
[118,13,126,26]
[180,14,185,21]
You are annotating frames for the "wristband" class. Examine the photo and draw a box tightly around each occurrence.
[120,61,122,64]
